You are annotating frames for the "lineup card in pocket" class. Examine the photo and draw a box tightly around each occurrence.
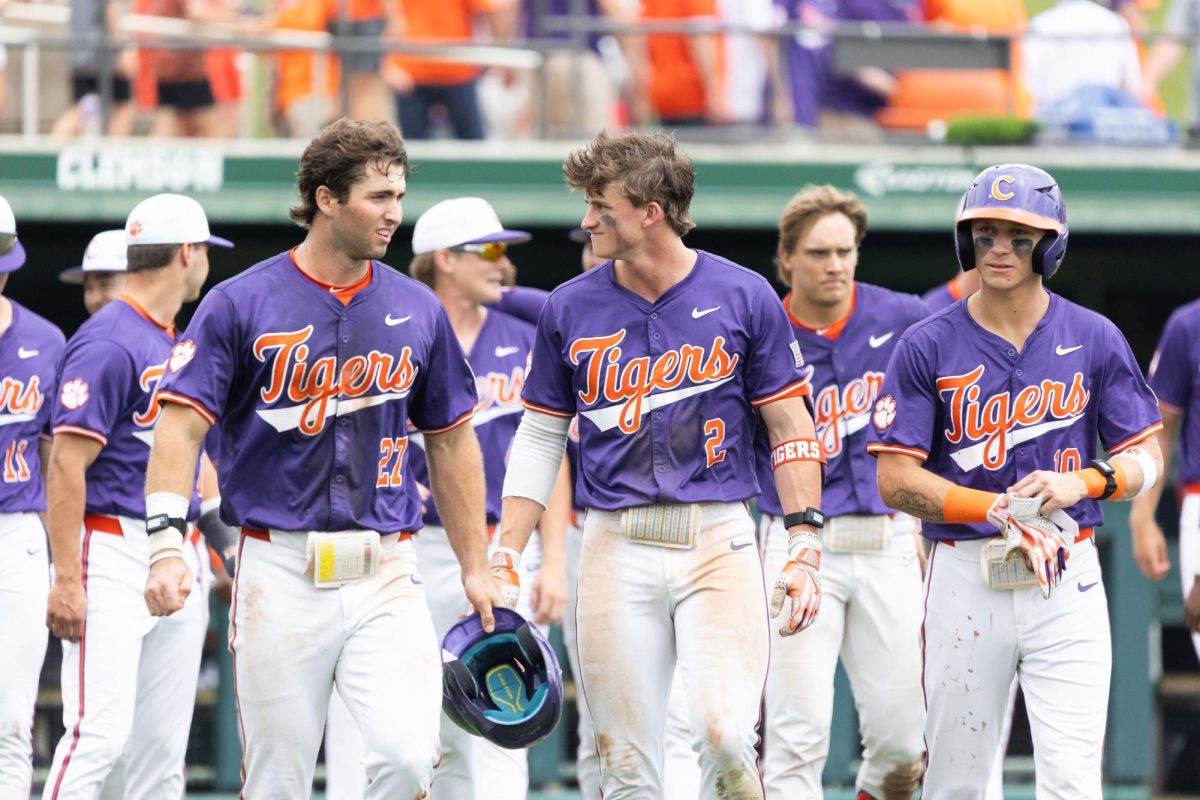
[306,531,381,588]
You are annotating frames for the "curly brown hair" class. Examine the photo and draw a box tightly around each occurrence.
[775,185,869,288]
[562,131,695,238]
[289,118,409,229]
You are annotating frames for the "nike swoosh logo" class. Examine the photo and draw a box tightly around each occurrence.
[692,306,720,319]
[26,545,39,555]
[1056,345,1083,356]
[730,540,754,551]
[1078,581,1098,592]
[385,314,411,326]
[868,332,894,349]
[17,347,38,359]
[494,345,521,358]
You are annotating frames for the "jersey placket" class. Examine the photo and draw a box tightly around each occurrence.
[1007,344,1039,478]
[646,309,670,497]
[329,307,355,527]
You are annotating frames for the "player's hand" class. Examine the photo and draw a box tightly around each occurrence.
[1129,513,1170,581]
[463,569,504,633]
[144,557,193,617]
[489,547,521,609]
[1003,514,1070,600]
[1185,577,1200,633]
[769,531,823,636]
[416,481,432,517]
[1008,470,1089,515]
[528,557,567,626]
[47,578,87,642]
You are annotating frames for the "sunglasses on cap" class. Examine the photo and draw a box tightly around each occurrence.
[452,241,508,261]
[0,233,15,256]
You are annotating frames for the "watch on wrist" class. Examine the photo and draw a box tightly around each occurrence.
[783,507,825,530]
[146,513,187,536]
[1088,459,1118,500]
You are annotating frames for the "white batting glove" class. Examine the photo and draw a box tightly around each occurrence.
[991,494,1071,599]
[489,547,521,608]
[769,531,822,636]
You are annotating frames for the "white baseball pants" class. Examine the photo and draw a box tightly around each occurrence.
[0,513,49,800]
[922,536,1110,800]
[578,502,767,800]
[562,518,700,800]
[43,515,206,800]
[1179,493,1200,660]
[759,513,925,799]
[231,530,441,799]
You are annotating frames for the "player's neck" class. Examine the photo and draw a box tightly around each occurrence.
[0,295,12,339]
[124,273,184,330]
[787,290,852,330]
[439,292,487,353]
[968,282,1050,351]
[612,237,697,303]
[295,235,370,287]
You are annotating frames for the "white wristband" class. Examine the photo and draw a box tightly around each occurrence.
[1121,447,1158,498]
[147,491,190,520]
[148,529,184,557]
[787,530,821,560]
[149,547,184,566]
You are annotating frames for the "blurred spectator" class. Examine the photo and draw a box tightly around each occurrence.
[327,0,399,123]
[922,0,1025,31]
[266,0,340,137]
[1022,0,1143,113]
[774,0,920,134]
[384,0,518,139]
[52,0,136,138]
[641,0,725,127]
[1141,0,1200,145]
[720,0,774,126]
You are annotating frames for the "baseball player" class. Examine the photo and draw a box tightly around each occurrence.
[869,164,1163,799]
[758,185,928,800]
[58,229,128,316]
[1131,297,1200,656]
[43,192,230,799]
[493,229,703,800]
[0,194,66,799]
[141,118,503,798]
[493,131,824,799]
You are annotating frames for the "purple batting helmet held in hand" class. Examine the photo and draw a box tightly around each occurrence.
[442,607,563,750]
[954,164,1069,279]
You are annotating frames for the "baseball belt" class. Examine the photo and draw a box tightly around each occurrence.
[621,503,701,549]
[823,514,891,553]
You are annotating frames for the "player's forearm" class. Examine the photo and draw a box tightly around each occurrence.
[497,496,544,555]
[144,404,208,498]
[1131,411,1178,519]
[533,459,572,567]
[46,457,90,582]
[876,453,962,523]
[426,426,490,574]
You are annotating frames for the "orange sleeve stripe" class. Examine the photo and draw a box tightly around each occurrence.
[420,406,477,435]
[520,400,574,419]
[751,379,812,409]
[1108,422,1164,454]
[158,392,218,426]
[866,443,928,461]
[53,425,108,446]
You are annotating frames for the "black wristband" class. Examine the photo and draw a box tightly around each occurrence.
[783,507,825,530]
[1087,459,1118,500]
[146,513,187,536]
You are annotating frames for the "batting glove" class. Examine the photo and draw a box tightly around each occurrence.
[990,495,1070,599]
[769,532,822,636]
[489,547,521,608]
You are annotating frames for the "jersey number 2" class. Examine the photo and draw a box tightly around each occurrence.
[376,437,408,488]
[3,440,30,483]
[704,419,727,467]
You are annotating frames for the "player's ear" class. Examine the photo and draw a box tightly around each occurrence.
[642,201,663,229]
[314,184,338,215]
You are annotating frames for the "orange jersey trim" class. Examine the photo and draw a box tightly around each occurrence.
[783,285,857,341]
[420,406,477,435]
[118,294,175,338]
[867,443,929,461]
[158,391,218,426]
[1109,422,1164,454]
[751,379,812,409]
[289,247,372,305]
[53,424,108,446]
[521,400,574,419]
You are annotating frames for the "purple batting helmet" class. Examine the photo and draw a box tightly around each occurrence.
[954,164,1069,279]
[441,607,563,750]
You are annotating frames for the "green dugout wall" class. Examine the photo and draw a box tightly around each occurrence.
[5,139,1198,793]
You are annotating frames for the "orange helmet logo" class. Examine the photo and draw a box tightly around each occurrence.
[990,176,1016,201]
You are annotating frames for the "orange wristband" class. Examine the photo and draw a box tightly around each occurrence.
[942,486,1002,524]
[1070,463,1128,500]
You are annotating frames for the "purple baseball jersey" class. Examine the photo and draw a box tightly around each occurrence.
[156,252,477,534]
[52,296,199,519]
[0,301,65,512]
[521,251,811,510]
[920,279,963,312]
[408,309,534,526]
[867,293,1162,541]
[757,283,930,517]
[492,286,550,327]
[1148,298,1200,485]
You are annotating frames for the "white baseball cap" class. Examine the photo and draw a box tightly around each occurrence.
[125,193,233,249]
[0,194,27,273]
[412,197,530,255]
[59,229,128,285]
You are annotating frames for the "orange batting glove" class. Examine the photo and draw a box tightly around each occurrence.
[489,547,521,608]
[769,532,822,636]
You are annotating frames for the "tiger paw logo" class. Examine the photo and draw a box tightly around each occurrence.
[128,220,144,238]
[169,340,196,373]
[60,378,90,410]
[873,394,897,430]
